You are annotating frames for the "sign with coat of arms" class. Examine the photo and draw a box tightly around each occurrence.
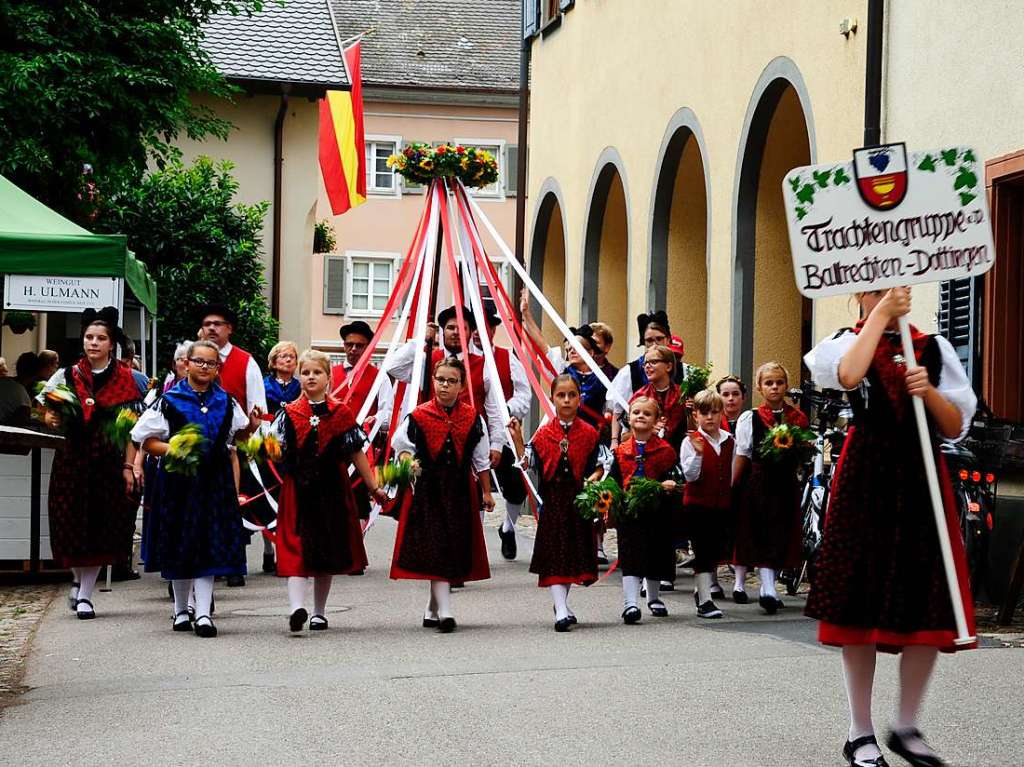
[782,143,995,298]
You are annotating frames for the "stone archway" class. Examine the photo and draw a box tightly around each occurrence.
[529,183,568,346]
[583,150,630,366]
[649,109,710,365]
[733,58,816,388]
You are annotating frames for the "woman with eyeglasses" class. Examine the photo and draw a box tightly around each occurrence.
[37,307,146,620]
[132,340,257,637]
[264,341,301,416]
[389,357,495,633]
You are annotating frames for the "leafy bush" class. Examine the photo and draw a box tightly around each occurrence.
[313,220,336,254]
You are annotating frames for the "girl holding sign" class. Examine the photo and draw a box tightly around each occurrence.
[805,287,976,767]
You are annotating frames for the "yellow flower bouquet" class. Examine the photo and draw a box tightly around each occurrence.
[574,477,624,523]
[164,423,207,476]
[758,423,817,466]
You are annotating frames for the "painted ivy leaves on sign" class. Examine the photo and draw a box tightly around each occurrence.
[782,143,995,298]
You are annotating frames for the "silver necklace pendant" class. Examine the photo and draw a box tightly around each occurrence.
[200,406,208,414]
[84,397,95,407]
[309,415,321,428]
[892,353,906,368]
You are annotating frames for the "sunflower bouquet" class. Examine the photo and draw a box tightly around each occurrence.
[39,383,81,425]
[101,407,139,451]
[758,423,817,466]
[574,477,624,523]
[237,432,283,465]
[163,423,207,476]
[679,362,713,399]
[376,456,417,491]
[387,143,499,189]
[623,476,664,520]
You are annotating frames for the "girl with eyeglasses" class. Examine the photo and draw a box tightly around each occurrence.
[132,340,257,637]
[389,357,495,633]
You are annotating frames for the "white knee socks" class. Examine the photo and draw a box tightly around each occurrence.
[733,564,748,593]
[893,646,939,758]
[313,575,332,616]
[171,579,193,615]
[503,503,521,533]
[758,567,778,598]
[193,576,215,619]
[287,576,307,613]
[842,644,881,760]
[695,572,713,604]
[549,584,570,620]
[622,576,641,609]
[645,578,661,604]
[431,581,452,619]
[76,566,101,613]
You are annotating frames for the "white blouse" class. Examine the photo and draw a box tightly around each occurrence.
[679,427,733,482]
[390,412,492,473]
[131,398,250,445]
[803,330,976,442]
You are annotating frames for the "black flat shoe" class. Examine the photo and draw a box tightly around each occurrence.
[289,608,308,633]
[843,735,890,767]
[309,615,328,631]
[554,617,573,632]
[552,606,578,625]
[732,590,750,604]
[172,610,193,632]
[68,582,81,611]
[710,584,726,600]
[886,729,946,767]
[498,527,517,560]
[596,553,609,566]
[622,606,641,625]
[758,595,778,615]
[648,599,669,617]
[262,554,276,574]
[659,581,675,592]
[438,617,456,633]
[422,616,440,628]
[226,575,245,587]
[194,616,217,638]
[75,599,95,620]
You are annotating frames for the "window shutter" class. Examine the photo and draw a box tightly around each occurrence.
[506,145,519,196]
[323,255,346,314]
[523,0,539,37]
[937,277,977,379]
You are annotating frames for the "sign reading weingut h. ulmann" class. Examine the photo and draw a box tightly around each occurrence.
[3,275,121,312]
[782,143,996,298]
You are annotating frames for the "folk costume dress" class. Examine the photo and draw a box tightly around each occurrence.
[804,326,977,652]
[389,399,491,584]
[270,397,368,577]
[38,360,143,567]
[264,375,301,417]
[610,435,679,583]
[524,418,610,587]
[734,402,810,569]
[131,380,250,580]
[630,383,689,451]
[680,428,735,573]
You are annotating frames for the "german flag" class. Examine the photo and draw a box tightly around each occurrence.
[319,42,366,215]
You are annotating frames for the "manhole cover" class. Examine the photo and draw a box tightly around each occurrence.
[230,605,352,617]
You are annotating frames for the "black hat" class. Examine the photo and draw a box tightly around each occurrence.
[81,306,126,345]
[339,320,374,342]
[197,303,238,327]
[481,298,501,327]
[437,305,476,330]
[636,310,670,345]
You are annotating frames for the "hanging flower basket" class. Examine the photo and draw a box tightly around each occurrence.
[387,143,499,189]
[3,311,36,334]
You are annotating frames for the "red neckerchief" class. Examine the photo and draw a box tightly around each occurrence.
[632,382,686,436]
[409,398,477,462]
[756,401,809,430]
[615,434,677,486]
[70,359,140,423]
[532,417,600,482]
[854,319,931,421]
[285,396,357,456]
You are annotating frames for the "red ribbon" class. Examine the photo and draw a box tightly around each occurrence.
[435,182,476,411]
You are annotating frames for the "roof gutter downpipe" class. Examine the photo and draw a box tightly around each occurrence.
[271,88,290,319]
[863,0,884,148]
[513,24,531,266]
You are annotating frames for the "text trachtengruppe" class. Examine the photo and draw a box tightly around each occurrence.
[799,209,985,253]
[802,245,991,291]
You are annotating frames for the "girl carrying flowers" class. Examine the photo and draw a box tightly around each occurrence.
[268,350,387,633]
[132,340,255,638]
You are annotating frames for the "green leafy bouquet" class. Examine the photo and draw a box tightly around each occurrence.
[574,477,624,523]
[376,457,417,490]
[679,362,713,399]
[758,423,817,466]
[163,423,207,476]
[39,383,81,425]
[102,407,139,451]
[622,476,664,520]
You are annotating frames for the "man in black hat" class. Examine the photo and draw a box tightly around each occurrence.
[331,321,394,433]
[471,301,531,559]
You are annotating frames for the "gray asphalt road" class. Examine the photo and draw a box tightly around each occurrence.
[2,516,1022,767]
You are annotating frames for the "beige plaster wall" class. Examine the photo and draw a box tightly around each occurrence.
[540,203,567,347]
[527,1,869,377]
[312,100,520,350]
[175,92,317,348]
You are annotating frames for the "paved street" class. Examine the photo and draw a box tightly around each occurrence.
[2,515,1022,767]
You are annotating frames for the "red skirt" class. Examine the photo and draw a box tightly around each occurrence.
[275,476,367,577]
[806,425,976,653]
[530,473,597,587]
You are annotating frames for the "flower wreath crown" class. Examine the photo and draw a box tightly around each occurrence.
[387,143,500,189]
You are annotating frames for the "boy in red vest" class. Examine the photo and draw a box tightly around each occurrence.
[198,303,269,585]
[680,388,734,619]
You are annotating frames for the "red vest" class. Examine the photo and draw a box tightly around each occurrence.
[431,348,486,416]
[531,418,600,482]
[614,435,678,485]
[409,398,478,463]
[219,346,251,409]
[683,433,734,510]
[332,362,380,417]
[492,346,513,400]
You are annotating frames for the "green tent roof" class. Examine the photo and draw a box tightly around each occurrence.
[0,175,156,312]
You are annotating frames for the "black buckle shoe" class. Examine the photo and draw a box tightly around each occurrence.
[262,553,276,574]
[289,607,308,633]
[554,617,573,632]
[622,606,641,624]
[172,610,193,632]
[886,729,946,767]
[422,616,440,628]
[309,614,328,631]
[843,735,890,766]
[75,599,96,620]
[194,616,217,638]
[498,527,517,560]
[732,589,750,604]
[438,617,457,633]
[758,595,779,615]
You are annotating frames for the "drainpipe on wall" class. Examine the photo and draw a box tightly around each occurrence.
[271,88,290,319]
[513,29,531,265]
[863,0,884,148]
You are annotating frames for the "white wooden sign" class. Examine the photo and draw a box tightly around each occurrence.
[3,275,122,312]
[783,143,995,298]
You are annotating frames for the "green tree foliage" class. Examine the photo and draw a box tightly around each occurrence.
[0,0,263,219]
[96,158,278,371]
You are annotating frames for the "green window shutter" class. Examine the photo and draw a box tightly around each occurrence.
[506,145,519,196]
[323,255,346,315]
